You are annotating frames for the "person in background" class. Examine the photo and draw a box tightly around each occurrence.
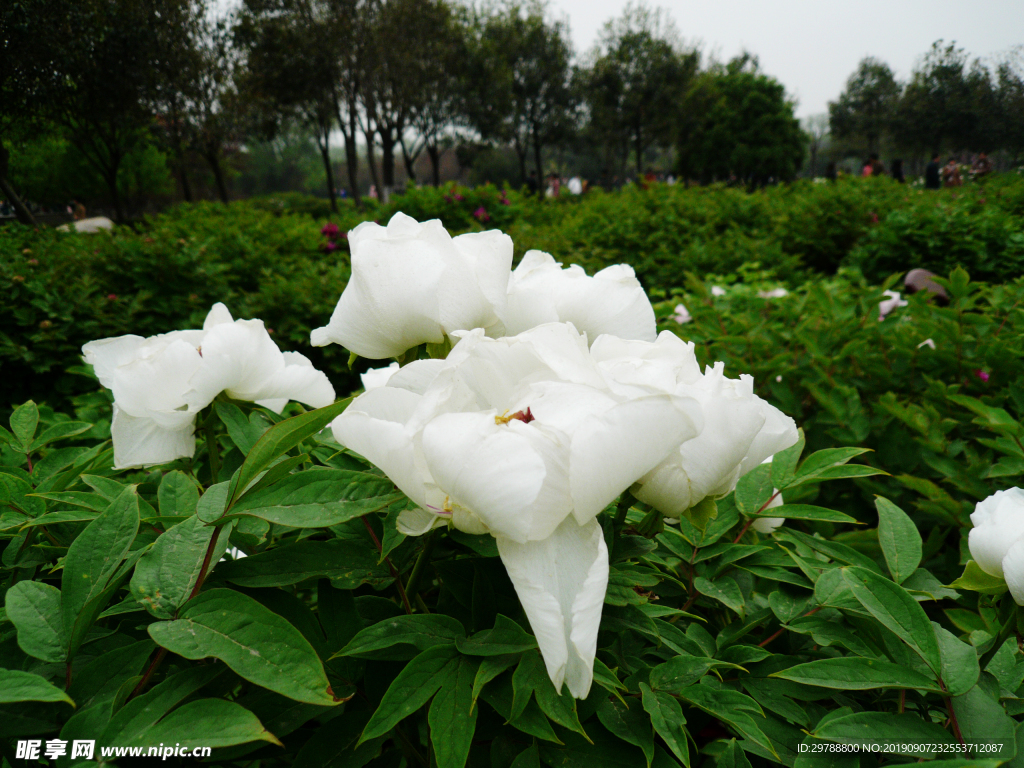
[891,159,905,183]
[870,153,885,176]
[924,152,941,190]
[942,157,962,187]
[862,158,873,177]
[71,199,86,220]
[525,170,539,196]
[972,151,993,178]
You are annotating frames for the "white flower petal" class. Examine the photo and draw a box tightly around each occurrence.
[969,488,1024,578]
[111,405,196,469]
[569,394,704,525]
[111,339,203,421]
[496,516,608,699]
[361,362,400,391]
[397,508,448,536]
[1003,539,1024,605]
[421,412,572,543]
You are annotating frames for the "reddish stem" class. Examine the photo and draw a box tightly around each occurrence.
[361,516,412,614]
[734,490,782,544]
[939,680,967,749]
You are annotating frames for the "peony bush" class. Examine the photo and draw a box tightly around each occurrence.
[1,212,1023,766]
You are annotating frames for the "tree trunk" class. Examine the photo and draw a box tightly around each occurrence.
[635,127,644,178]
[105,166,125,223]
[206,150,230,205]
[427,143,441,187]
[364,128,380,196]
[0,140,37,226]
[379,126,395,203]
[343,122,360,206]
[178,162,194,203]
[400,137,416,184]
[533,134,543,183]
[514,138,527,188]
[316,133,338,213]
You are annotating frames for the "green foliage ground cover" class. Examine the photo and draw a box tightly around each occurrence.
[3,175,1024,765]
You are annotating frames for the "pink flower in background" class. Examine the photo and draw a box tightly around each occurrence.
[321,222,340,238]
[869,212,879,224]
[454,193,465,202]
[323,241,338,252]
[977,370,991,382]
[107,293,118,301]
[473,206,490,222]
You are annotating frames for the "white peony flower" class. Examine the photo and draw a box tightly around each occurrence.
[502,251,657,343]
[711,286,726,297]
[751,458,785,534]
[331,323,703,698]
[969,488,1024,603]
[83,303,335,469]
[878,290,909,321]
[590,332,798,518]
[311,212,513,359]
[758,287,789,299]
[360,362,400,391]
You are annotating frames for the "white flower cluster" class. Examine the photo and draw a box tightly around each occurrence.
[969,488,1024,603]
[83,303,335,469]
[321,213,798,698]
[81,212,798,700]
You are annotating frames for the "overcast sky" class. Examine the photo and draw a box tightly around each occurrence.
[558,0,1023,117]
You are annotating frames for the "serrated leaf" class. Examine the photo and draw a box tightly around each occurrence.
[149,589,338,706]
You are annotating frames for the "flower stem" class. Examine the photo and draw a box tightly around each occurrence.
[613,492,633,529]
[361,516,413,614]
[203,416,221,485]
[405,529,439,601]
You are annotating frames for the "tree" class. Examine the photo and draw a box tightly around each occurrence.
[677,55,805,187]
[466,0,578,183]
[236,0,347,211]
[893,42,976,156]
[802,113,830,178]
[828,57,900,155]
[583,2,697,177]
[995,49,1024,163]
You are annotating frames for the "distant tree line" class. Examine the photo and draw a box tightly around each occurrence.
[829,44,1024,165]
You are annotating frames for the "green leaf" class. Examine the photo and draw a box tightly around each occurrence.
[226,397,352,510]
[81,474,126,500]
[29,421,92,452]
[157,470,200,516]
[224,468,401,527]
[694,576,744,615]
[717,740,752,768]
[141,699,282,748]
[770,658,939,692]
[685,496,717,532]
[130,514,230,619]
[735,463,774,516]
[292,707,384,768]
[361,644,459,742]
[640,683,688,767]
[216,401,269,455]
[811,711,954,755]
[950,681,1017,754]
[29,491,109,511]
[875,496,921,584]
[428,655,478,768]
[790,447,872,486]
[511,743,541,768]
[769,431,805,492]
[148,589,338,706]
[472,654,519,706]
[840,567,943,674]
[933,623,979,697]
[217,538,391,589]
[457,615,538,656]
[10,401,39,450]
[61,485,140,654]
[4,580,67,663]
[196,481,233,523]
[752,504,858,524]
[512,653,588,738]
[649,656,722,692]
[596,697,655,767]
[948,560,1007,595]
[337,615,466,659]
[101,667,223,746]
[0,669,74,706]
